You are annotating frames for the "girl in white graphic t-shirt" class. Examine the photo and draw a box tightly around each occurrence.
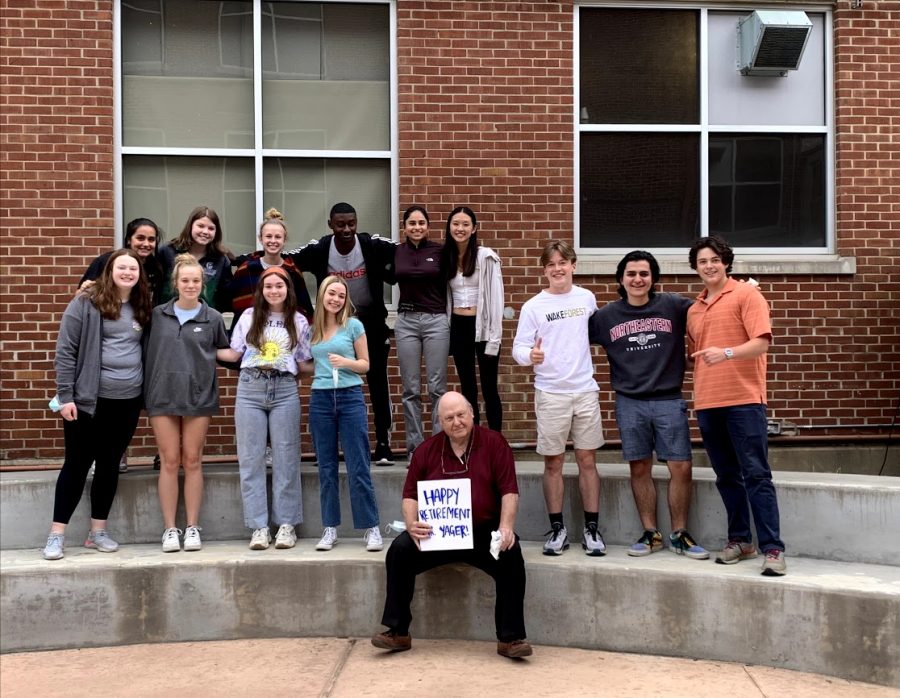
[219,266,313,551]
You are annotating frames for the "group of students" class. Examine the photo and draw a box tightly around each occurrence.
[43,202,785,578]
[42,202,506,559]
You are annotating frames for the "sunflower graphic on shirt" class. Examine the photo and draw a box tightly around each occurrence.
[260,340,280,363]
[245,320,292,372]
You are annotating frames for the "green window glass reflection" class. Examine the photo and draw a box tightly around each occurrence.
[122,1,254,148]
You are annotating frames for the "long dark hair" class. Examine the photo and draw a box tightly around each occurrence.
[88,248,152,326]
[124,217,161,253]
[126,217,163,287]
[441,206,479,280]
[169,206,226,258]
[246,267,299,351]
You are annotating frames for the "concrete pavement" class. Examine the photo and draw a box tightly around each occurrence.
[1,638,897,697]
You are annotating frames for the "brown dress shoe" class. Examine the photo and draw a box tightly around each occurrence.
[497,639,533,658]
[371,629,412,652]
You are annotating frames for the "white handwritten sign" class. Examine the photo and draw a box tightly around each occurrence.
[417,478,474,551]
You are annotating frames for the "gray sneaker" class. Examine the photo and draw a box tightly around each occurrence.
[542,524,569,556]
[715,540,758,565]
[761,549,787,576]
[85,529,119,553]
[42,533,65,560]
[582,524,606,557]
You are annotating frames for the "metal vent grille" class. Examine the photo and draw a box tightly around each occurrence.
[737,11,812,77]
[755,28,810,69]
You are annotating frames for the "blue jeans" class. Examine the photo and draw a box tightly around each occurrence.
[395,311,450,454]
[697,404,784,552]
[234,370,302,530]
[309,386,380,529]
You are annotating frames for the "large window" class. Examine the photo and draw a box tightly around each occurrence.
[577,6,832,254]
[118,0,394,254]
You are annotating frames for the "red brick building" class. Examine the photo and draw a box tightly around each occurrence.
[1,1,897,462]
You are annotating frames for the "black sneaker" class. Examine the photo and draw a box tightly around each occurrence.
[373,442,395,466]
[153,453,161,470]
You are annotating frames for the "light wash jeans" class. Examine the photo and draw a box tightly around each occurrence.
[234,369,302,530]
[309,386,379,529]
[395,311,450,454]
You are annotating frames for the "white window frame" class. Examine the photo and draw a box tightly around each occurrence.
[113,0,398,245]
[573,2,852,275]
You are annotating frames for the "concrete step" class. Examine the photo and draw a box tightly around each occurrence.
[1,541,897,688]
[3,463,899,565]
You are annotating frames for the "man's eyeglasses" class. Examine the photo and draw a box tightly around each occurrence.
[441,431,475,476]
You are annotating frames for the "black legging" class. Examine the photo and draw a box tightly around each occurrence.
[52,396,142,524]
[449,313,502,431]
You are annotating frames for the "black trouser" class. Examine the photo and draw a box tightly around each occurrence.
[380,527,527,642]
[361,319,393,445]
[449,313,502,432]
[52,396,142,524]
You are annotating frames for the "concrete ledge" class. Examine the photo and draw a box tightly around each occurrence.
[3,464,899,565]
[1,542,897,687]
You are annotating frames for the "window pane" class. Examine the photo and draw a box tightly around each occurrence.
[708,12,826,127]
[580,8,698,124]
[580,133,699,247]
[122,1,254,148]
[123,155,255,254]
[262,3,390,149]
[263,157,391,303]
[708,135,826,247]
[262,157,391,244]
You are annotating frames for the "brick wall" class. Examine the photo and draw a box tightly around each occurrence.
[0,1,897,461]
[1,1,117,459]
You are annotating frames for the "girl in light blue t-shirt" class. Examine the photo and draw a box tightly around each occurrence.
[308,275,382,553]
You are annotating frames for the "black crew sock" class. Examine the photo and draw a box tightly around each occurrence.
[548,512,564,529]
[584,511,599,529]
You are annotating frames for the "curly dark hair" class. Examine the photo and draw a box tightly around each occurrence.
[689,236,733,274]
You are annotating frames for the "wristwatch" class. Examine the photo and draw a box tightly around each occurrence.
[724,348,734,360]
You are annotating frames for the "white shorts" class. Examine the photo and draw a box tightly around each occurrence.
[535,389,604,456]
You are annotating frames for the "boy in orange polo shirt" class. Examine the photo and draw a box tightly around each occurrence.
[687,236,786,576]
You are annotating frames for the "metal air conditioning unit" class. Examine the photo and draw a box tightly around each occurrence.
[737,10,812,77]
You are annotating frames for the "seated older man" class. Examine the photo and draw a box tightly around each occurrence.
[371,391,532,658]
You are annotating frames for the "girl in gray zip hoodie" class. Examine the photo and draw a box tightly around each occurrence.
[42,249,152,560]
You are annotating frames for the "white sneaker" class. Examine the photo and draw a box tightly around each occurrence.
[161,527,182,553]
[275,524,297,549]
[316,527,338,551]
[365,527,384,552]
[183,525,202,551]
[249,527,271,550]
